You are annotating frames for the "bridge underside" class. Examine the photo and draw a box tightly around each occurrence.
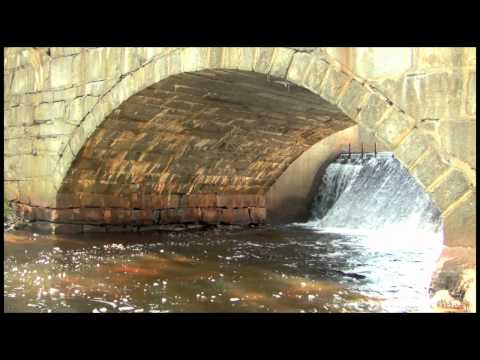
[18,69,355,230]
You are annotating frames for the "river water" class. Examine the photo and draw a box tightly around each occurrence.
[4,155,444,313]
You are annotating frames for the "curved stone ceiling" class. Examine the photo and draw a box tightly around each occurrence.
[57,69,354,224]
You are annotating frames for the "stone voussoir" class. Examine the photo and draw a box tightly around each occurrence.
[428,168,473,214]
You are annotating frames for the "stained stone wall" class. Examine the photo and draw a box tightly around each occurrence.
[3,48,476,249]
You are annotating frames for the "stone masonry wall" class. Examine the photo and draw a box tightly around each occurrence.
[3,48,476,248]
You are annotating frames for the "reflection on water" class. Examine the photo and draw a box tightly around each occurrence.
[4,225,440,313]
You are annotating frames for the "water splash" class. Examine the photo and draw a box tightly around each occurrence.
[308,156,442,242]
[301,155,444,312]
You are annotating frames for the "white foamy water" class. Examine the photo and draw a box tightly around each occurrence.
[299,155,444,312]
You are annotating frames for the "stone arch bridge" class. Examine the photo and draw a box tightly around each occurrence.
[4,47,475,252]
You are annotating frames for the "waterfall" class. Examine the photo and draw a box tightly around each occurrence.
[308,155,443,248]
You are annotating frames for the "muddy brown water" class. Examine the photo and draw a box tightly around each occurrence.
[4,225,440,313]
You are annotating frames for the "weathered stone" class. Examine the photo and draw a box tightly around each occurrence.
[85,48,107,82]
[67,96,97,124]
[201,208,220,223]
[249,207,266,223]
[429,169,472,213]
[319,67,350,104]
[395,129,436,168]
[238,48,256,72]
[181,194,217,208]
[269,48,295,79]
[11,67,35,94]
[337,79,370,120]
[286,52,312,85]
[181,47,209,73]
[217,194,263,208]
[466,71,475,116]
[443,191,476,247]
[34,101,65,121]
[253,48,275,74]
[219,208,251,224]
[5,138,32,156]
[410,149,450,189]
[414,47,466,69]
[356,93,390,130]
[50,56,73,89]
[79,208,105,224]
[32,136,69,154]
[439,120,476,169]
[303,58,329,94]
[132,209,155,225]
[375,110,414,146]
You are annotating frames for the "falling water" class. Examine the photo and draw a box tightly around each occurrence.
[300,154,444,311]
[309,154,442,241]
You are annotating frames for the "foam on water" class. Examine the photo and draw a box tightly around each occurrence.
[299,155,444,312]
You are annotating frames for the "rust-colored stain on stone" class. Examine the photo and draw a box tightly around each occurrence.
[56,69,354,225]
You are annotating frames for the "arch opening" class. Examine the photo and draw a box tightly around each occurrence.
[54,69,355,229]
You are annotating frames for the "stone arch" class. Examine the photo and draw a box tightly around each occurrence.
[6,47,475,247]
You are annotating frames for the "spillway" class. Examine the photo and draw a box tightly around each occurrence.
[308,154,443,246]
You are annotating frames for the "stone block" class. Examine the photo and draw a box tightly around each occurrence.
[410,149,450,189]
[375,110,414,146]
[429,169,472,213]
[33,136,69,155]
[466,71,475,116]
[34,101,65,121]
[319,67,350,104]
[238,47,256,71]
[338,79,371,120]
[11,67,35,94]
[167,50,182,76]
[394,129,436,168]
[269,48,295,79]
[121,47,142,75]
[286,52,312,85]
[303,58,329,94]
[439,120,476,169]
[132,209,155,225]
[219,208,251,224]
[253,47,275,74]
[181,47,209,72]
[182,194,217,208]
[79,207,105,224]
[50,56,73,89]
[5,138,32,156]
[443,191,476,247]
[67,96,96,124]
[201,208,220,223]
[356,93,390,129]
[414,47,466,69]
[221,47,242,70]
[85,48,107,82]
[11,105,34,126]
[105,47,122,79]
[79,191,104,207]
[104,208,132,224]
[217,194,262,208]
[208,47,223,69]
[249,207,266,223]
